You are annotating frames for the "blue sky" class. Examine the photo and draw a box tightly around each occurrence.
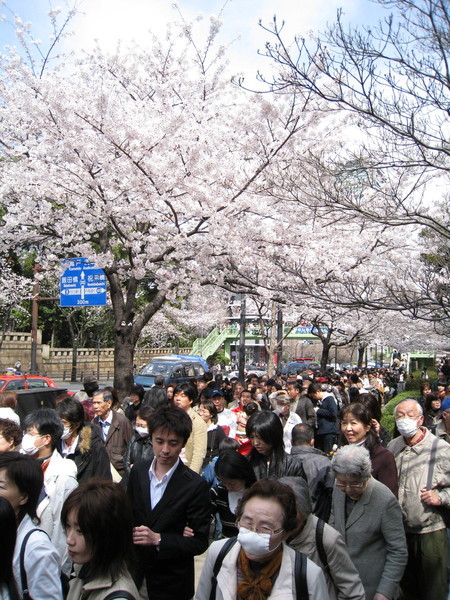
[1,0,389,79]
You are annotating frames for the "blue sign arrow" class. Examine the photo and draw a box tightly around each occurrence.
[60,258,107,307]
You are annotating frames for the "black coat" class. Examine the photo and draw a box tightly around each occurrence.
[123,433,154,477]
[127,459,211,600]
[58,424,112,484]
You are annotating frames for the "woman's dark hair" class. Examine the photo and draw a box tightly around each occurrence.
[173,383,198,406]
[54,393,73,405]
[218,438,239,452]
[340,403,379,452]
[358,393,382,422]
[236,479,298,533]
[130,384,145,401]
[0,391,17,409]
[55,398,85,432]
[0,418,23,448]
[244,402,260,416]
[246,411,285,470]
[61,479,135,581]
[348,386,361,404]
[199,399,218,424]
[138,405,154,421]
[147,405,192,444]
[0,496,19,600]
[215,451,257,488]
[420,381,431,395]
[424,392,441,412]
[103,387,121,411]
[24,409,64,450]
[0,452,43,521]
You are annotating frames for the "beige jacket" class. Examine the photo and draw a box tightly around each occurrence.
[388,428,450,533]
[67,569,138,600]
[184,408,207,473]
[195,540,329,600]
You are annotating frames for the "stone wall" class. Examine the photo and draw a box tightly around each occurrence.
[0,331,191,380]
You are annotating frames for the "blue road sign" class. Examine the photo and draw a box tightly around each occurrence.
[60,258,107,307]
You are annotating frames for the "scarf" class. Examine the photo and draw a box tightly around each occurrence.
[237,546,283,600]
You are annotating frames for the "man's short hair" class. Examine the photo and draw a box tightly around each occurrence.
[93,389,114,405]
[394,398,424,418]
[287,382,301,393]
[291,423,314,446]
[154,375,165,387]
[147,405,192,444]
[24,408,64,450]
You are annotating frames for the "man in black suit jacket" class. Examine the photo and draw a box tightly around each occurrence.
[128,405,211,600]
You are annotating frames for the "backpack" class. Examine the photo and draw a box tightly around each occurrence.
[209,537,308,600]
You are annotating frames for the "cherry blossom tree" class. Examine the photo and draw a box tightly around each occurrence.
[255,0,450,327]
[0,12,307,396]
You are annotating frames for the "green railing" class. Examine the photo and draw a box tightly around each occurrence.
[192,326,238,359]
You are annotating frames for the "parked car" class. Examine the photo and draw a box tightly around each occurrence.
[0,374,59,392]
[281,360,321,376]
[134,354,209,389]
[227,365,267,379]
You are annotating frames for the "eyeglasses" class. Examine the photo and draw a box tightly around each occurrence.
[335,481,366,490]
[237,519,284,536]
[197,408,211,415]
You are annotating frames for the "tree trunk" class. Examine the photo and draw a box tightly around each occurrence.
[113,328,135,400]
[320,344,331,371]
[357,346,365,368]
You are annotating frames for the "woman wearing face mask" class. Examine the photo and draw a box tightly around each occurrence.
[210,451,257,538]
[123,405,154,483]
[56,398,111,484]
[271,392,301,454]
[340,403,398,497]
[329,446,407,600]
[195,478,328,600]
[246,411,305,480]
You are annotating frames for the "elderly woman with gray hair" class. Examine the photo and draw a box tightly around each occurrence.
[280,476,365,600]
[330,445,407,600]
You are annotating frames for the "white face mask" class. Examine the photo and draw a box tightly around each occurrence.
[237,527,271,556]
[396,417,420,438]
[61,426,72,440]
[135,426,149,438]
[21,434,42,455]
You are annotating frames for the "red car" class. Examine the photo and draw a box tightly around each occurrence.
[0,374,59,392]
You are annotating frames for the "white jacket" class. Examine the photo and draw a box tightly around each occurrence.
[283,412,302,454]
[14,514,63,600]
[195,540,329,600]
[37,449,78,575]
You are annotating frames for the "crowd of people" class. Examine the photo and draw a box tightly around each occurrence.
[0,360,449,600]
